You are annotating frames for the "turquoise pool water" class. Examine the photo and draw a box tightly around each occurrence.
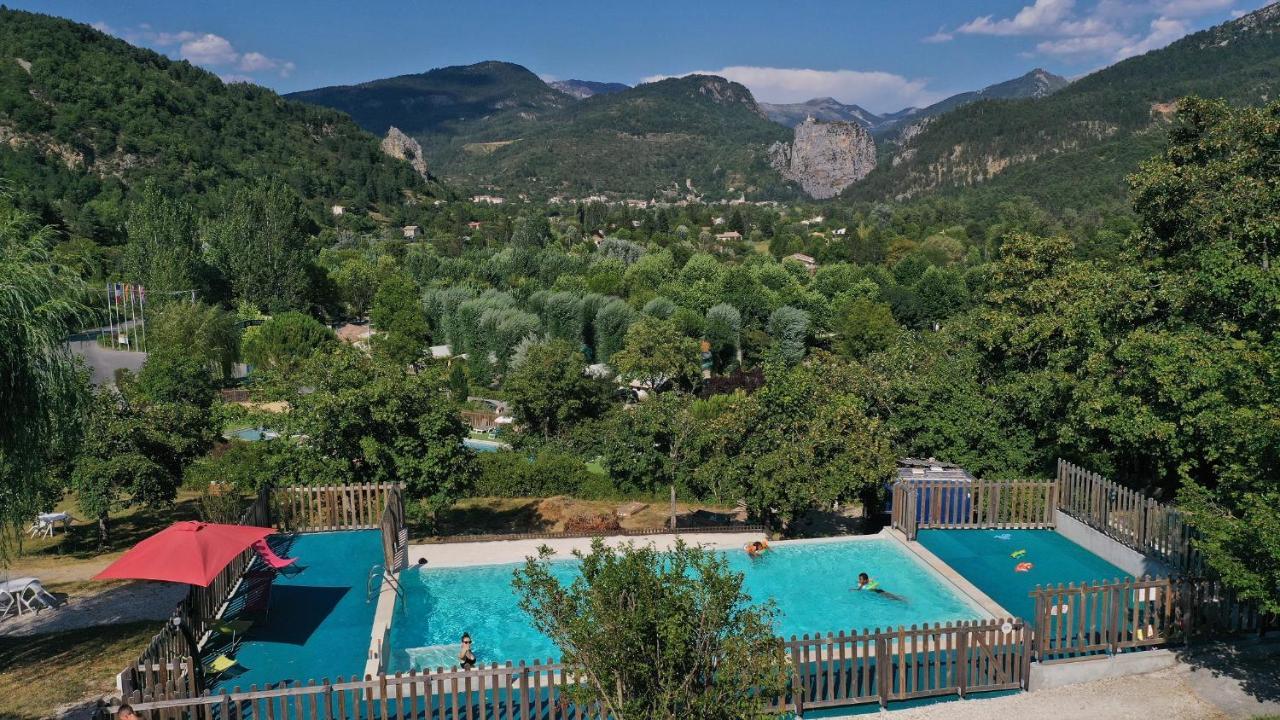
[211,530,380,690]
[915,529,1128,619]
[389,537,985,672]
[462,437,506,452]
[228,427,278,441]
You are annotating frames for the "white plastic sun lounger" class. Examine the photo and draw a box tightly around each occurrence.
[0,577,59,615]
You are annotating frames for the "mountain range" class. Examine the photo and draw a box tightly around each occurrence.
[759,69,1070,134]
[549,79,630,99]
[847,2,1280,209]
[290,63,794,200]
[3,3,1277,221]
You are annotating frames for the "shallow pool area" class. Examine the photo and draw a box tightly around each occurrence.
[915,528,1129,619]
[211,530,381,690]
[389,536,987,672]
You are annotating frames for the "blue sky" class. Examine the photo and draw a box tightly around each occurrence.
[13,0,1271,113]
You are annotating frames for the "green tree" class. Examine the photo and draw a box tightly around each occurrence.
[242,311,336,374]
[611,316,700,392]
[0,197,88,554]
[504,339,610,439]
[132,347,217,410]
[205,182,312,313]
[145,302,240,380]
[513,539,787,720]
[333,257,380,318]
[123,180,201,294]
[448,363,470,401]
[290,348,474,518]
[834,297,897,359]
[594,298,636,363]
[766,306,809,365]
[695,358,896,529]
[71,388,200,545]
[704,303,741,372]
[370,272,430,365]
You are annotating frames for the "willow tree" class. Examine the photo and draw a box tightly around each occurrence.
[0,196,88,557]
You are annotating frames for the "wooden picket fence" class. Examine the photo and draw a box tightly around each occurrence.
[120,484,403,700]
[379,485,406,572]
[116,619,1030,719]
[1056,459,1201,573]
[891,479,1057,540]
[120,488,273,698]
[273,484,398,533]
[1030,575,1263,663]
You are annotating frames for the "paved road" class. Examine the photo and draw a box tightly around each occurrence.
[69,339,146,385]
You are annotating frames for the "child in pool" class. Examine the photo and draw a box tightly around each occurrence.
[853,572,907,602]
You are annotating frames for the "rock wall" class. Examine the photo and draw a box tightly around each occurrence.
[381,126,429,180]
[769,118,876,199]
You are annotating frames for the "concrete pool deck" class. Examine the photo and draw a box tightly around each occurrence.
[885,528,1012,619]
[407,530,773,568]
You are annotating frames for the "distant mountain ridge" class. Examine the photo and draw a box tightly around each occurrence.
[758,97,882,129]
[549,79,630,99]
[846,4,1280,209]
[760,69,1069,133]
[286,61,572,136]
[293,63,796,199]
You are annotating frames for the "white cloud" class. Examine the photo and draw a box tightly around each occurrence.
[641,66,947,113]
[1153,0,1234,17]
[1114,16,1191,58]
[922,28,954,43]
[178,33,239,66]
[940,0,1242,61]
[91,21,295,79]
[958,0,1077,36]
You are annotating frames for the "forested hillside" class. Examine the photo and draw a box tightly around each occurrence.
[287,61,572,137]
[0,9,436,243]
[848,4,1280,211]
[427,75,795,199]
[293,65,795,199]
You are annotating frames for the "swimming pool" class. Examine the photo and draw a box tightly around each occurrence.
[388,537,987,672]
[227,426,279,442]
[915,529,1128,619]
[462,437,507,452]
[212,530,381,690]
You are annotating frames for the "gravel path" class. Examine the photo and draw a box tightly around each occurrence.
[0,580,183,637]
[873,667,1227,720]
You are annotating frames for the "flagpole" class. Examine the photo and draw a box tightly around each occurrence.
[104,282,113,347]
[137,285,146,354]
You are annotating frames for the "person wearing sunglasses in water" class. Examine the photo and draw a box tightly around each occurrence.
[458,632,477,669]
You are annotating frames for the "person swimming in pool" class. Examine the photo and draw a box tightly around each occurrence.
[458,632,477,669]
[853,572,906,602]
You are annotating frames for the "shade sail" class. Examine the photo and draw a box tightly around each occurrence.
[93,521,275,587]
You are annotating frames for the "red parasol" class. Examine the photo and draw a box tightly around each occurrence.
[94,521,275,586]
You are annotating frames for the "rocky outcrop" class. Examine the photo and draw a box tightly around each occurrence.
[381,126,429,180]
[769,118,875,199]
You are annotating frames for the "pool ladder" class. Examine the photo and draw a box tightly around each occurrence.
[367,564,404,605]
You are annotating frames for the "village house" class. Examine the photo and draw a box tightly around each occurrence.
[784,252,818,273]
[330,204,345,217]
[402,225,420,239]
[715,230,743,242]
[467,221,483,230]
[471,194,505,205]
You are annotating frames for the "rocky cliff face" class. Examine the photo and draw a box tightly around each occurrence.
[381,126,429,179]
[769,118,875,199]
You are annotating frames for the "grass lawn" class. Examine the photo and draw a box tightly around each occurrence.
[16,489,202,561]
[415,496,738,541]
[0,621,157,719]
